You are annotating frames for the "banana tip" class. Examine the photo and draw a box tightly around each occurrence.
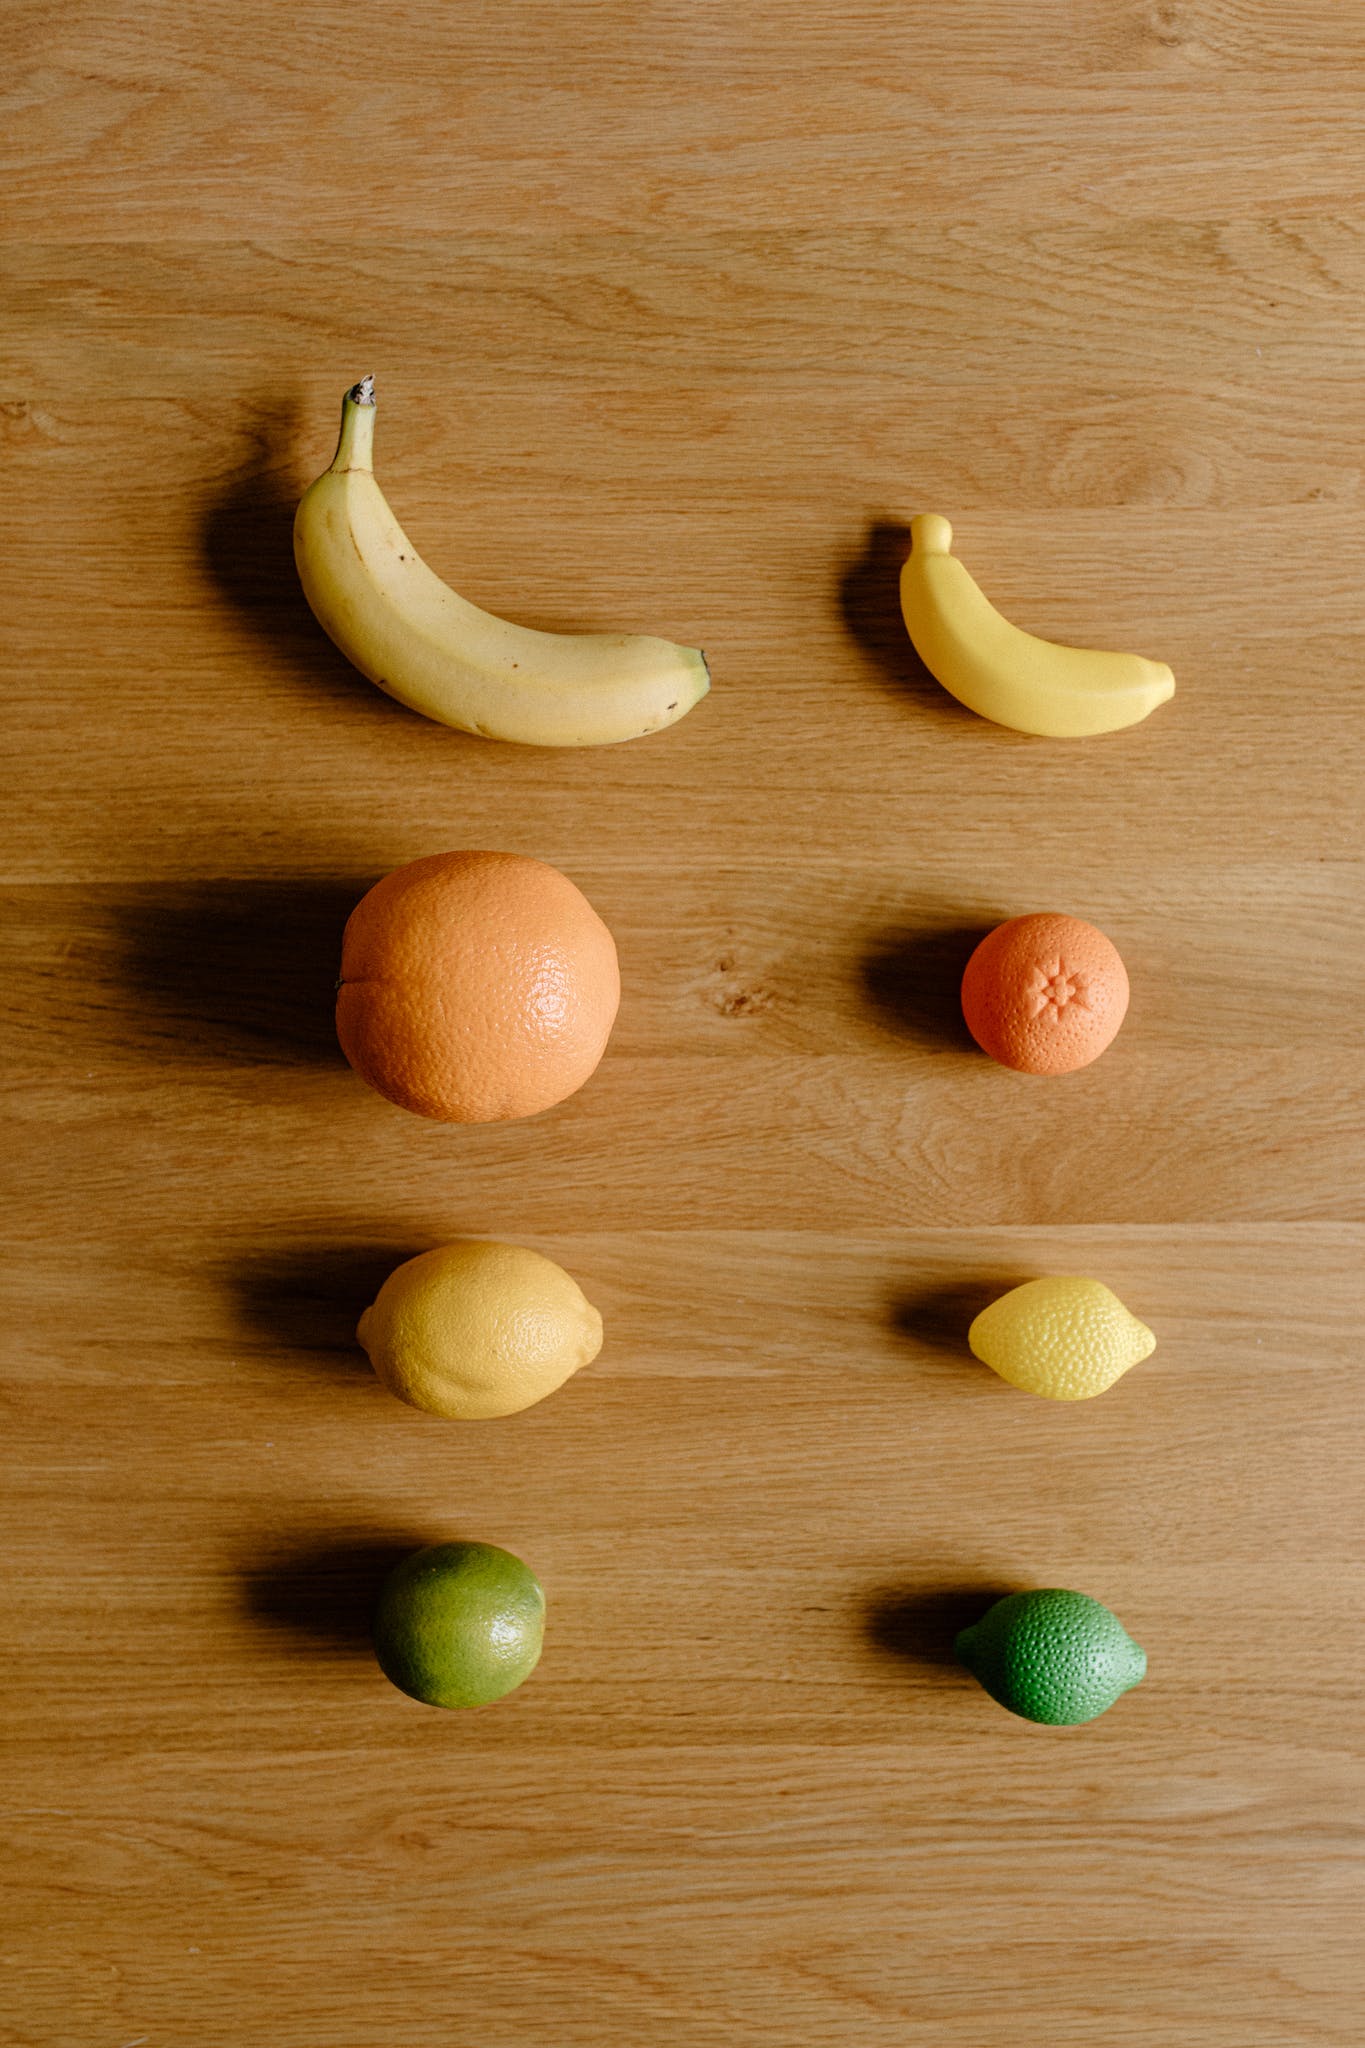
[910,513,953,556]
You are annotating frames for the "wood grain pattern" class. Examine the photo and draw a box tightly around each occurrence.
[2,4,1363,2043]
[7,3,1365,233]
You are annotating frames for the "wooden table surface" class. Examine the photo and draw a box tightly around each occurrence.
[4,5,1364,2043]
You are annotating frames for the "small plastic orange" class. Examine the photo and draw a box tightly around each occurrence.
[960,913,1129,1074]
[336,850,620,1122]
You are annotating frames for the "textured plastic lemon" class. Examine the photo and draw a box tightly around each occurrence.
[968,1277,1155,1400]
[957,1589,1147,1725]
[357,1241,603,1418]
[373,1541,545,1709]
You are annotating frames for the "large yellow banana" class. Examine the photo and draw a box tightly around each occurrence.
[293,379,710,747]
[899,515,1174,737]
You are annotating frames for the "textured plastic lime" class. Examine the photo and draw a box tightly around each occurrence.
[956,1589,1146,1726]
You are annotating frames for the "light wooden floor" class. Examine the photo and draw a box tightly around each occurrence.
[4,5,1364,2043]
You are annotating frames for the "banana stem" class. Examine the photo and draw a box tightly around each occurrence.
[332,377,376,473]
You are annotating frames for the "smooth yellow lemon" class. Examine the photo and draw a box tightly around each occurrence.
[357,1240,603,1418]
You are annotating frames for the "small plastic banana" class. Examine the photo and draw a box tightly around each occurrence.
[293,378,710,747]
[899,515,1174,737]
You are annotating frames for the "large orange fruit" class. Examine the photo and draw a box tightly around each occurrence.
[960,913,1129,1074]
[336,851,620,1122]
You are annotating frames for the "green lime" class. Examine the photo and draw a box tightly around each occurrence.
[372,1541,545,1709]
[956,1589,1146,1726]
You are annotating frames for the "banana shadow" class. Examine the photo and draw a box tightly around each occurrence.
[199,392,413,722]
[838,518,978,725]
[115,875,372,1064]
[863,1583,1018,1671]
[223,1239,425,1373]
[860,920,998,1050]
[240,1529,435,1656]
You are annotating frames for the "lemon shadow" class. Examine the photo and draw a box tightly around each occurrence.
[889,1275,1037,1364]
[222,1239,426,1375]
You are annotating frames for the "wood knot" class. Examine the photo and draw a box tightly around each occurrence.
[701,956,775,1018]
